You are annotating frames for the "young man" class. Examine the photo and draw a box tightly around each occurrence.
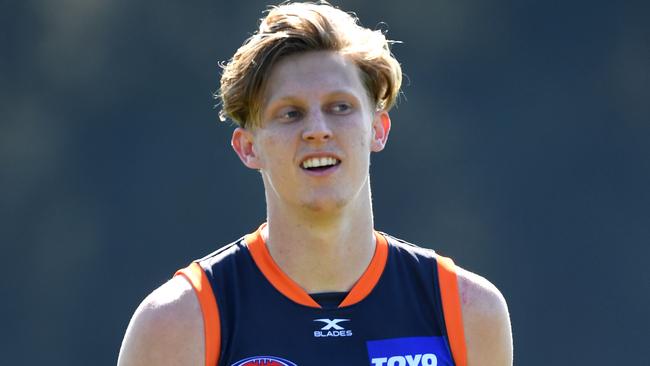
[118,2,512,365]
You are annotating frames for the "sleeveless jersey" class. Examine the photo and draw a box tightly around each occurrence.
[176,225,467,366]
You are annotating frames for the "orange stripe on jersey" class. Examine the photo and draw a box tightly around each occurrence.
[436,255,468,366]
[339,232,389,307]
[245,227,321,308]
[245,224,389,308]
[175,262,221,366]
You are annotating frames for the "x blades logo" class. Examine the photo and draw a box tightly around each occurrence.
[231,356,297,366]
[314,318,349,330]
[313,318,353,337]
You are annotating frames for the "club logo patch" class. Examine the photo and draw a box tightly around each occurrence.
[366,337,452,366]
[231,356,297,366]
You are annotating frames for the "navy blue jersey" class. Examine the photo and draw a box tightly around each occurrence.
[177,225,467,366]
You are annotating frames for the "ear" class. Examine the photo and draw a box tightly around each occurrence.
[370,111,391,152]
[231,127,263,169]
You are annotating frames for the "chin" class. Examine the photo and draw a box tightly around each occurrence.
[300,195,350,213]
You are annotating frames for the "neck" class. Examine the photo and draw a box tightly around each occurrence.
[262,185,376,293]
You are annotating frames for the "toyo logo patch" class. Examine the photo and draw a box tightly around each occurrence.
[231,356,297,366]
[366,337,453,366]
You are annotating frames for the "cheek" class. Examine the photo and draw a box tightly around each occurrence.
[357,136,369,150]
[257,131,295,167]
[356,124,374,148]
[341,117,373,145]
[266,125,298,144]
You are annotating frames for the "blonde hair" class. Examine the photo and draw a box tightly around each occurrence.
[218,1,402,129]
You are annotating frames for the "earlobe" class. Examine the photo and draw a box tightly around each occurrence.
[231,128,262,169]
[371,112,391,152]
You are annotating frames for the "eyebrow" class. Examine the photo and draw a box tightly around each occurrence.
[265,89,360,108]
[262,96,304,117]
[265,96,303,108]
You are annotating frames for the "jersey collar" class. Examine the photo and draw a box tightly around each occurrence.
[244,223,389,308]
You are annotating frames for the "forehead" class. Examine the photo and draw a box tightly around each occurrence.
[262,51,367,104]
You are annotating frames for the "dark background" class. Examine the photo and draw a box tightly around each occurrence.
[2,0,649,364]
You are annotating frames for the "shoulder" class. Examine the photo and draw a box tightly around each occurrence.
[455,266,513,366]
[118,276,204,366]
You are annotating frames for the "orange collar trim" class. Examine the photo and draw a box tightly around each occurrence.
[244,224,389,308]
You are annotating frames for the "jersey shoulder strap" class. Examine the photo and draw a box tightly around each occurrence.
[173,235,467,366]
[175,262,221,366]
[436,254,468,366]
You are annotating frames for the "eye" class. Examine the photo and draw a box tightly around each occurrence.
[330,102,353,114]
[276,107,302,122]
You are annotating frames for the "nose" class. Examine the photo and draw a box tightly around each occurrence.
[301,110,332,142]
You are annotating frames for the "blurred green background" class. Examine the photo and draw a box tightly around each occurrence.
[2,0,649,364]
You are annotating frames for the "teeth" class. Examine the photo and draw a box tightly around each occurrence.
[302,157,339,169]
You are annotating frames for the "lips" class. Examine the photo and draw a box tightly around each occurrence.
[301,156,340,169]
[299,154,342,172]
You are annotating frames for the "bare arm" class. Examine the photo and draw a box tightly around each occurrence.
[457,267,513,366]
[118,276,204,366]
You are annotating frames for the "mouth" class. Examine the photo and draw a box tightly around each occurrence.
[300,156,342,172]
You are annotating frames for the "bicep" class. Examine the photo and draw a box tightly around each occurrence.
[118,276,204,366]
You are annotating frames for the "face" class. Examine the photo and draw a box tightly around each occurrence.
[232,51,390,214]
